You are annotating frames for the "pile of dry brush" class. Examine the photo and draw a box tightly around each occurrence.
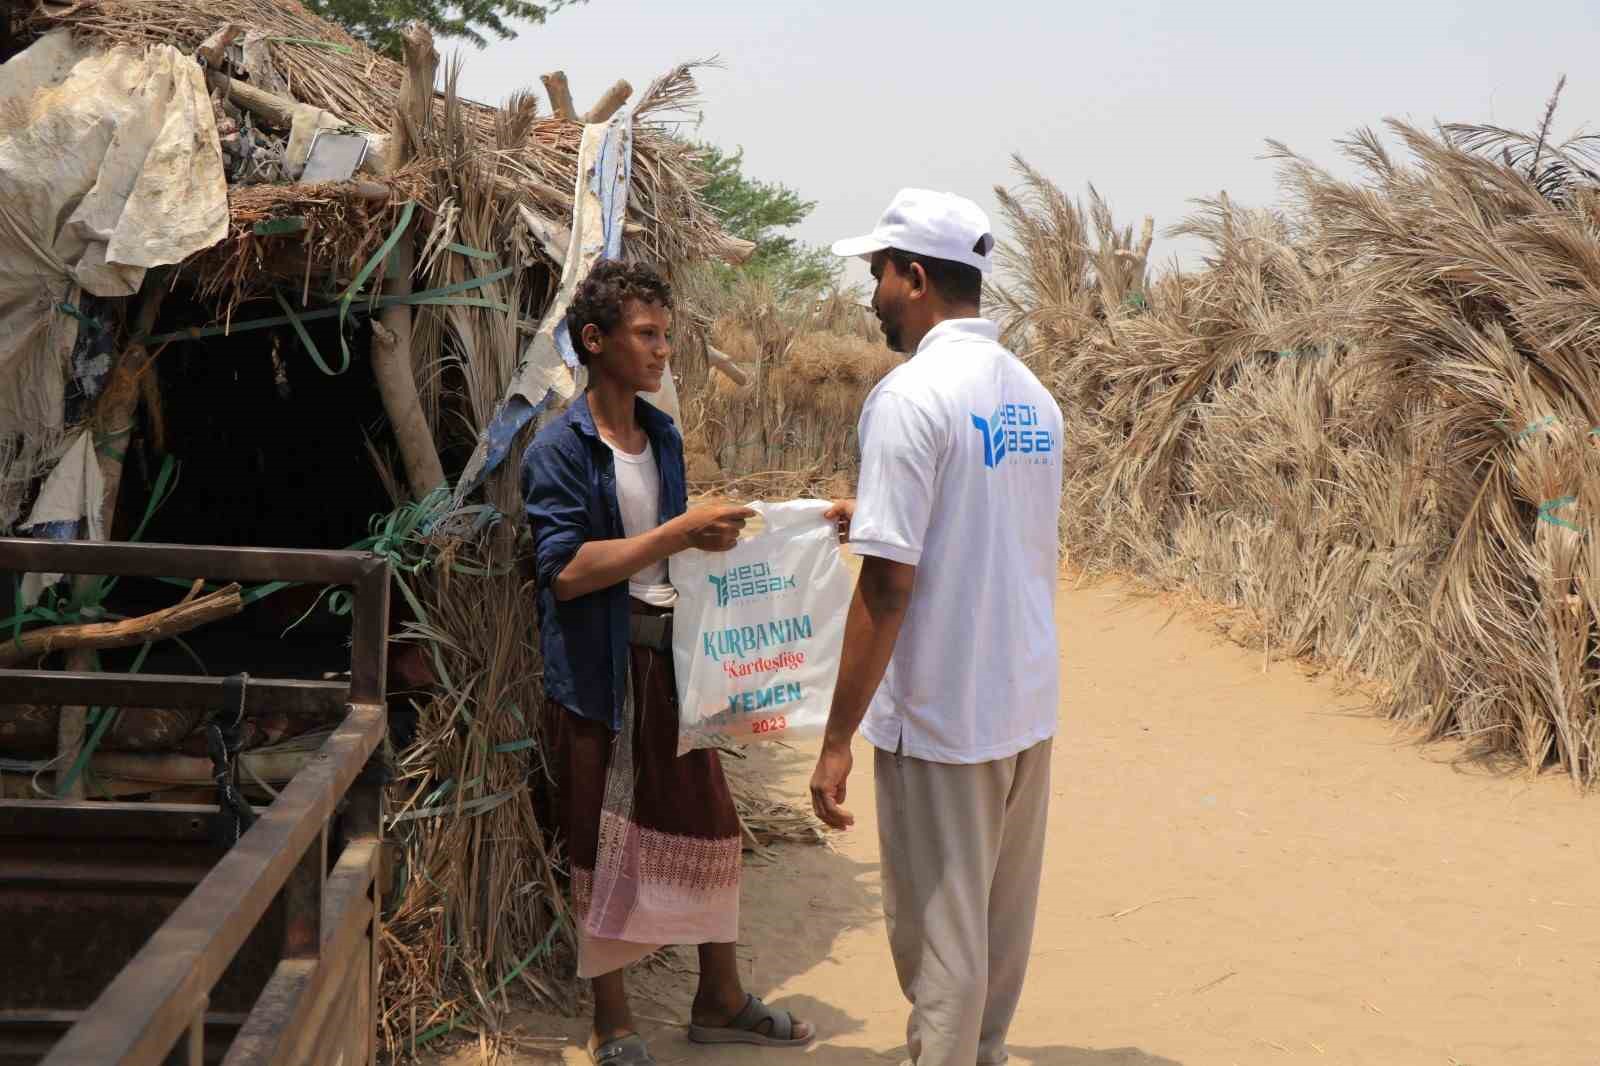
[992,90,1600,787]
[678,272,898,500]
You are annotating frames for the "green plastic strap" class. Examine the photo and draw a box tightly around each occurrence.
[1538,495,1580,531]
[275,289,348,376]
[409,918,564,1051]
[388,788,516,822]
[1516,416,1556,440]
[91,455,179,605]
[144,305,344,344]
[337,199,416,371]
[57,302,104,335]
[8,580,31,645]
[405,296,514,313]
[392,266,515,304]
[446,243,499,262]
[253,217,307,237]
[125,455,179,549]
[3,456,180,635]
[95,427,132,446]
[146,529,385,611]
[136,261,511,347]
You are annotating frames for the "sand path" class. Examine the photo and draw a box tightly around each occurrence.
[491,577,1600,1066]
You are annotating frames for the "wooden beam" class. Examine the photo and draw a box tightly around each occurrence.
[219,840,379,1066]
[581,79,632,124]
[0,538,384,585]
[386,22,437,174]
[56,279,170,797]
[205,70,300,131]
[0,801,240,842]
[716,233,758,266]
[207,71,391,177]
[0,672,348,715]
[516,202,568,265]
[705,345,751,388]
[371,23,446,502]
[541,70,578,121]
[195,23,243,67]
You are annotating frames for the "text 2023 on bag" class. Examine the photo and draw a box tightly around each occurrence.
[671,500,851,755]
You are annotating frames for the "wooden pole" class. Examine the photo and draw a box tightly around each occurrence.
[195,23,243,68]
[370,23,445,500]
[56,278,169,797]
[540,71,579,122]
[581,79,632,124]
[205,70,301,130]
[705,345,752,388]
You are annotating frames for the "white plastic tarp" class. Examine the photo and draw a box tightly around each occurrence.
[16,429,105,606]
[0,30,227,525]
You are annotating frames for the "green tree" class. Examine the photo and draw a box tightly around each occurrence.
[692,141,840,297]
[305,0,583,57]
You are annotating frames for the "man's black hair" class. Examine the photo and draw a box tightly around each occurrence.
[884,245,983,305]
[564,259,674,366]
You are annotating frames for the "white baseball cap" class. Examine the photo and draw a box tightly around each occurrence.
[831,188,996,275]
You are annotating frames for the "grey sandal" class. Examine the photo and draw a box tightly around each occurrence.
[687,994,813,1047]
[589,1033,656,1065]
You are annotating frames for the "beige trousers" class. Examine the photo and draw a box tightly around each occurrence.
[875,738,1053,1066]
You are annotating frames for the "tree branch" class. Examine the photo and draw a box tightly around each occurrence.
[3,582,244,667]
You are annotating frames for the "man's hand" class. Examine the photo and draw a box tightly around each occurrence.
[823,498,855,545]
[675,503,756,552]
[809,739,855,829]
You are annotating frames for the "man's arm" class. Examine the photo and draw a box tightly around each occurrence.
[809,553,916,829]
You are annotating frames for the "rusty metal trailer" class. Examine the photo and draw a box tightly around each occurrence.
[0,538,391,1066]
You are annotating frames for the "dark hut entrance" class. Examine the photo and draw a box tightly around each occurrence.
[100,286,399,687]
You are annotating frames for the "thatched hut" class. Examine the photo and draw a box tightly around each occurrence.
[0,0,768,1053]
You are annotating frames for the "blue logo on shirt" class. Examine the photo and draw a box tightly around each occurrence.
[971,403,1055,469]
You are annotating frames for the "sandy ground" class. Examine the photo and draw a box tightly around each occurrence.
[463,576,1600,1066]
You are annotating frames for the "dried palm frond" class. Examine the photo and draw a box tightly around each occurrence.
[1002,116,1600,787]
[678,267,893,496]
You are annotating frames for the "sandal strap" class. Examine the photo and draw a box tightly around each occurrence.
[592,1034,654,1065]
[726,994,792,1041]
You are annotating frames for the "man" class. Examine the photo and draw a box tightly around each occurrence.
[810,189,1064,1066]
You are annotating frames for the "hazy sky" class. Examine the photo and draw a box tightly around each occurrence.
[455,0,1600,289]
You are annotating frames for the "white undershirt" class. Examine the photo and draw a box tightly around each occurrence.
[603,436,678,608]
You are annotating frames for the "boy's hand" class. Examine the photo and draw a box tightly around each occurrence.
[676,503,756,552]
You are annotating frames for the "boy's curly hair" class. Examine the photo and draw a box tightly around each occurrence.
[564,259,674,366]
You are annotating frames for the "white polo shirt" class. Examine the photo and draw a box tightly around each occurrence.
[850,318,1063,764]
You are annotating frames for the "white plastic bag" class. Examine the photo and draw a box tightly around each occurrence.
[671,499,851,755]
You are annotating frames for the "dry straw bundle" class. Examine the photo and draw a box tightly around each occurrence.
[680,272,893,499]
[994,101,1600,786]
